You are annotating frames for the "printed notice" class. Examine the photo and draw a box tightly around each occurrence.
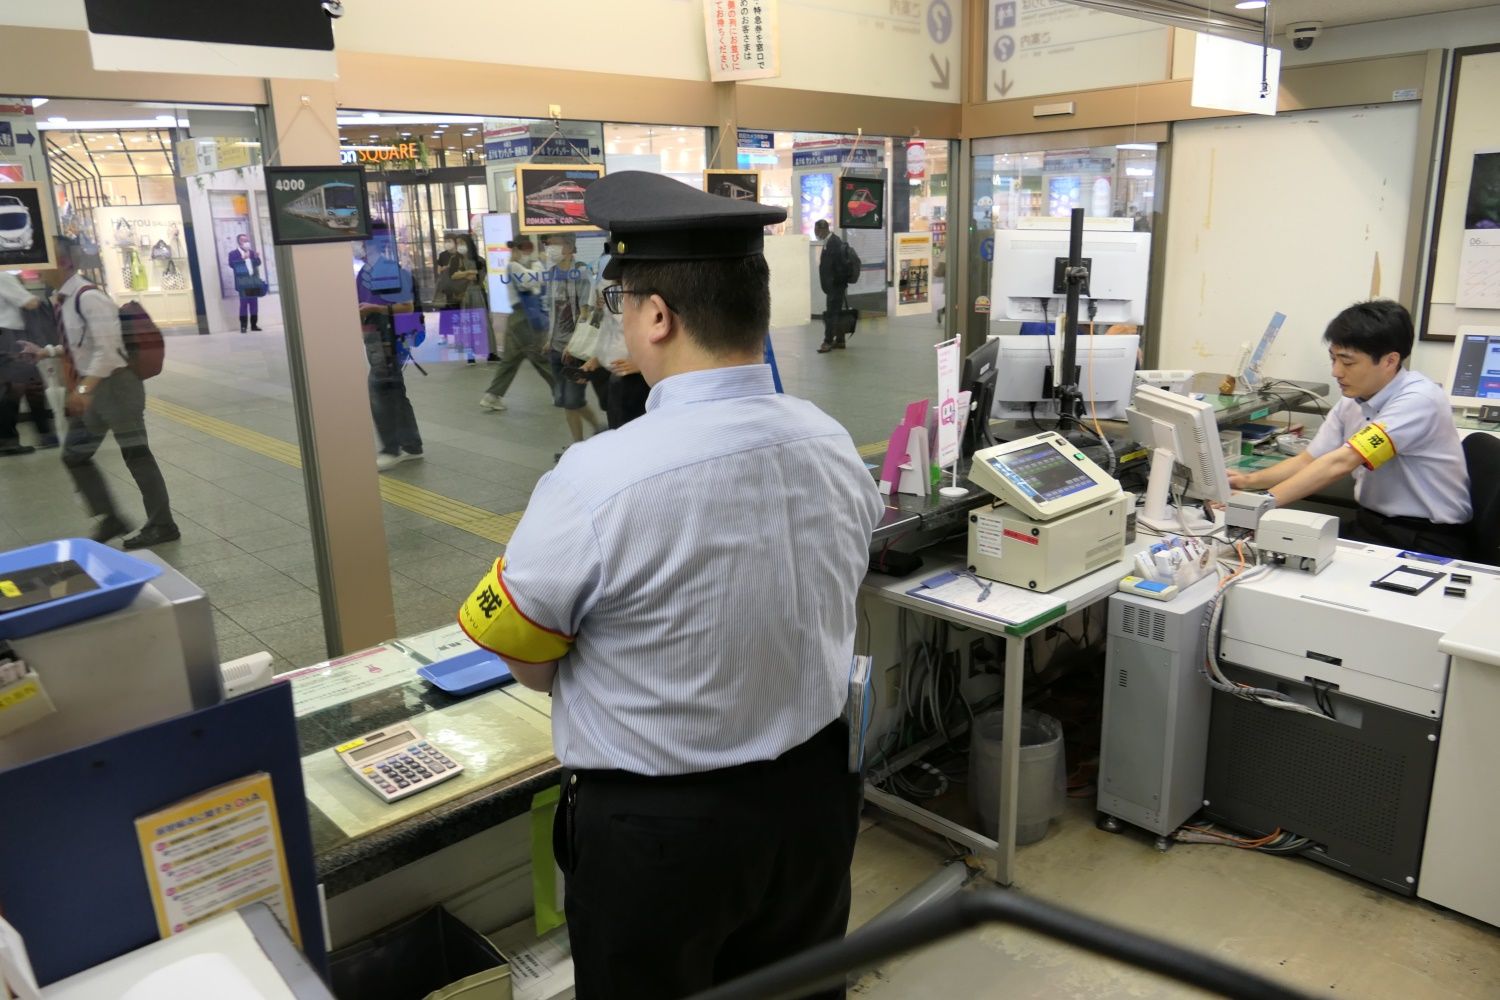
[975,518,1005,559]
[135,773,301,946]
[277,644,421,717]
[394,622,480,665]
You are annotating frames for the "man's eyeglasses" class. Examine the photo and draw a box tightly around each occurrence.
[601,285,672,315]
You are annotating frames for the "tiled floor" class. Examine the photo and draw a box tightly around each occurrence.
[850,800,1500,998]
[0,308,943,670]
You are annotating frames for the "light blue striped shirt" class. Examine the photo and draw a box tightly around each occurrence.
[500,364,884,775]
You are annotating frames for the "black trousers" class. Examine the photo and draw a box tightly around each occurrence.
[606,372,649,429]
[554,720,861,1000]
[821,289,848,347]
[1347,506,1469,560]
[62,370,174,530]
[0,373,52,445]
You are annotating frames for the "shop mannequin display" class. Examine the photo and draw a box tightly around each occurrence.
[228,234,265,333]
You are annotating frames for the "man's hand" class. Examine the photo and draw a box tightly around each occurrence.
[1227,470,1258,491]
[581,357,599,373]
[65,389,91,416]
[21,296,40,311]
[16,340,43,361]
[609,358,639,376]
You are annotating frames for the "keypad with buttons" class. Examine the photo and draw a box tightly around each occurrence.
[337,728,465,803]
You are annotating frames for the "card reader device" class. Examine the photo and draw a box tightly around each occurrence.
[1253,510,1338,574]
[967,432,1128,592]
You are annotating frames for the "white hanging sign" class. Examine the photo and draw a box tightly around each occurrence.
[704,0,780,82]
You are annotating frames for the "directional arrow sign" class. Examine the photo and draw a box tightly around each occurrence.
[16,131,35,146]
[994,70,1015,98]
[930,54,951,90]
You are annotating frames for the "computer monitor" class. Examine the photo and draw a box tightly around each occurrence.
[961,336,1000,457]
[991,336,1056,421]
[970,433,1121,522]
[1126,384,1232,531]
[1061,334,1140,421]
[1447,327,1500,410]
[991,230,1151,325]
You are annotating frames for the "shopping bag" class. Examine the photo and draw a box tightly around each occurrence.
[566,314,602,360]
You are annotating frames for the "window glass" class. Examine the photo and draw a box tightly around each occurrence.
[967,141,1158,344]
[2,98,324,671]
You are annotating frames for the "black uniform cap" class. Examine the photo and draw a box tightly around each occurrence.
[584,170,787,280]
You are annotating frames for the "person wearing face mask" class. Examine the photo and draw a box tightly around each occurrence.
[542,235,602,446]
[228,234,264,333]
[356,224,425,471]
[480,237,556,411]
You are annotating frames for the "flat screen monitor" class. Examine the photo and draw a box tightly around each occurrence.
[961,336,1000,456]
[1127,384,1231,506]
[1447,327,1500,409]
[970,432,1121,522]
[991,229,1151,326]
[991,336,1056,421]
[1060,334,1140,421]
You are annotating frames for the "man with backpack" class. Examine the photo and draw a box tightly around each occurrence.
[815,219,858,353]
[19,237,178,548]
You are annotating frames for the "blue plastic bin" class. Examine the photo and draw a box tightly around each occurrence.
[0,539,163,640]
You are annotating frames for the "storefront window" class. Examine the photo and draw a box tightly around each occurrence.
[733,129,956,451]
[967,138,1161,344]
[2,97,324,670]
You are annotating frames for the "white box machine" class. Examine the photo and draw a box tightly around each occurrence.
[1219,546,1496,718]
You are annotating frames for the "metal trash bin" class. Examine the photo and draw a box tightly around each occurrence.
[969,709,1066,845]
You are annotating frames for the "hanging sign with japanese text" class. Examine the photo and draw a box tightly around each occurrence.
[704,0,780,82]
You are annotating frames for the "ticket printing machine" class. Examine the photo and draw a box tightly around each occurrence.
[966,431,1128,592]
[0,545,222,769]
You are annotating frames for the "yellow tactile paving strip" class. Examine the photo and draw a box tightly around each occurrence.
[148,397,890,548]
[147,398,524,546]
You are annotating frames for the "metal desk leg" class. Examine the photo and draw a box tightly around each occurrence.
[989,634,1026,885]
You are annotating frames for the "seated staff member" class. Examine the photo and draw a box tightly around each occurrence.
[458,171,883,1000]
[1228,300,1471,557]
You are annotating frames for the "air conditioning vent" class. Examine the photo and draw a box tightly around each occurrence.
[1117,668,1129,688]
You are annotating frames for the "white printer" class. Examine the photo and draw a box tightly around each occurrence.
[1219,544,1493,718]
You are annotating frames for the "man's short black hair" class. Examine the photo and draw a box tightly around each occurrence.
[619,255,770,356]
[1323,300,1413,363]
[813,219,830,235]
[54,235,81,267]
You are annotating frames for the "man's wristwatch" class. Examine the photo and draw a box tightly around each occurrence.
[76,385,90,395]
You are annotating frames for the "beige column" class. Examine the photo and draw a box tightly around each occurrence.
[264,79,397,654]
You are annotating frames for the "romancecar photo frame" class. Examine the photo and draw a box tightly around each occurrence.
[515,164,606,235]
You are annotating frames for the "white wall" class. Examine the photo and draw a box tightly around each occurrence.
[1279,6,1500,67]
[1158,104,1421,386]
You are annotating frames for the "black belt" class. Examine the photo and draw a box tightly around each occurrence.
[570,717,846,789]
[1357,507,1467,536]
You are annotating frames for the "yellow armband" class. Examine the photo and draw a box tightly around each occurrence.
[457,559,573,664]
[1346,422,1397,470]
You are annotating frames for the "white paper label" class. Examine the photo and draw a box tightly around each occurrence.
[975,517,1005,559]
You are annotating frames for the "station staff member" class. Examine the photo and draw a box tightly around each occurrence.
[1228,300,1471,557]
[458,171,883,999]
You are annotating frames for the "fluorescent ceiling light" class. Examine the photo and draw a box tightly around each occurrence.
[337,114,480,126]
[47,116,67,124]
[362,111,379,119]
[1234,1,1267,8]
[155,114,175,124]
[38,117,187,130]
[1116,143,1156,151]
[31,98,48,108]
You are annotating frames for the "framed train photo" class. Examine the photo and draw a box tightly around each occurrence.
[265,165,372,246]
[837,174,884,230]
[705,170,761,204]
[516,164,604,234]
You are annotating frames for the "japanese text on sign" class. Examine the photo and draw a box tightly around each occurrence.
[704,0,780,82]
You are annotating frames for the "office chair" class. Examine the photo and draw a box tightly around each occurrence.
[1462,433,1500,565]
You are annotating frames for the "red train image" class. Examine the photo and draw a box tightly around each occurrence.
[845,187,878,219]
[527,180,589,219]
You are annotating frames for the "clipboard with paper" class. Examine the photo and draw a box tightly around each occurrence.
[906,570,1067,635]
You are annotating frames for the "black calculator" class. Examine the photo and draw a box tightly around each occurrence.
[335,724,464,803]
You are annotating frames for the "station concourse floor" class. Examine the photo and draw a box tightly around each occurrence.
[3,311,1497,996]
[0,309,943,672]
[847,801,1500,998]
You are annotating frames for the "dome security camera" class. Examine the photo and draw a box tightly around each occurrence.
[1287,20,1322,51]
[322,1,345,17]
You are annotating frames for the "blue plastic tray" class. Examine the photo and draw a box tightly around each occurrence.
[417,649,514,696]
[0,539,163,639]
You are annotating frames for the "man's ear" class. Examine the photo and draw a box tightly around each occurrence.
[644,294,675,346]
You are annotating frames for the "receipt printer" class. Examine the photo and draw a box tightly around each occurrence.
[1254,510,1338,574]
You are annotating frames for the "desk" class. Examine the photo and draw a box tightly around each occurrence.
[860,541,1147,885]
[872,460,992,542]
[284,630,560,897]
[1455,412,1500,439]
[1197,374,1331,425]
[1420,588,1500,926]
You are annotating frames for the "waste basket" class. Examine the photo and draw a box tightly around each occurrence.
[969,709,1065,845]
[330,906,509,1000]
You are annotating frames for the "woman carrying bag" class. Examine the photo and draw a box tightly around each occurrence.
[228,234,267,332]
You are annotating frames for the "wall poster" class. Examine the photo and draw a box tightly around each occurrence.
[0,181,55,270]
[837,174,884,230]
[1457,149,1500,309]
[895,232,933,316]
[705,170,761,203]
[515,164,604,234]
